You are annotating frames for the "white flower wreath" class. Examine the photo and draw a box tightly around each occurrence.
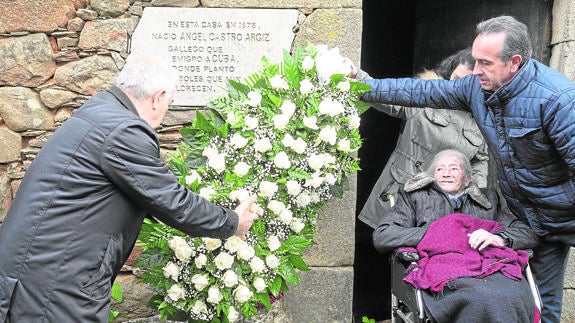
[135,43,371,322]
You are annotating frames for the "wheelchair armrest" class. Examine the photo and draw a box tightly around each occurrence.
[392,249,420,263]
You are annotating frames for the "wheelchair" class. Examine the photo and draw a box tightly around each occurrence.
[390,249,543,323]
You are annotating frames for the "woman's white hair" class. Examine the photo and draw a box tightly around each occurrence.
[115,53,178,100]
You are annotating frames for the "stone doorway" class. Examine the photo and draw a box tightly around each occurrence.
[354,0,553,321]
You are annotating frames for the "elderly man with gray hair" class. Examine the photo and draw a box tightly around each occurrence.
[0,54,259,322]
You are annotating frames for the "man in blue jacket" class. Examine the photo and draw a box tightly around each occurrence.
[357,15,575,323]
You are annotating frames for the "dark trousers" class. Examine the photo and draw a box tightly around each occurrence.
[530,241,571,323]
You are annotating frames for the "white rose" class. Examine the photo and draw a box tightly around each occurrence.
[337,138,351,152]
[246,91,262,107]
[286,180,302,196]
[237,243,256,260]
[233,161,251,177]
[265,254,280,269]
[194,254,207,268]
[291,137,307,154]
[305,173,324,188]
[174,243,193,262]
[249,256,266,273]
[244,115,259,130]
[202,237,222,251]
[318,98,345,117]
[259,181,278,198]
[202,146,218,159]
[234,285,253,303]
[319,126,337,145]
[310,192,321,203]
[166,284,185,302]
[290,218,306,233]
[302,116,319,130]
[280,100,296,117]
[322,153,336,165]
[207,286,223,304]
[185,170,202,186]
[281,134,295,148]
[168,236,187,251]
[308,153,325,171]
[228,306,240,322]
[273,151,291,169]
[302,55,315,71]
[299,79,314,95]
[272,114,290,130]
[337,80,351,92]
[267,235,281,252]
[208,153,226,173]
[224,235,243,252]
[269,75,289,90]
[254,137,272,153]
[214,251,235,270]
[253,277,267,292]
[199,186,216,201]
[267,200,286,215]
[325,173,337,185]
[222,270,238,287]
[191,274,209,291]
[278,208,293,224]
[162,262,180,281]
[295,192,312,207]
[315,45,352,84]
[230,133,249,149]
[228,188,251,202]
[192,299,208,315]
[226,112,241,126]
[348,113,361,129]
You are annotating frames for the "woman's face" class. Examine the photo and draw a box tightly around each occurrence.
[433,155,468,195]
[450,64,473,80]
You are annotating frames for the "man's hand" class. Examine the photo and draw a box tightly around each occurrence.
[467,228,506,251]
[233,196,260,240]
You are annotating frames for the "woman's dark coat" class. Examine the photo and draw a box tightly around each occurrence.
[0,86,238,322]
[373,172,540,254]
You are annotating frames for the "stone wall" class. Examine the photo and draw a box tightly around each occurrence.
[0,0,361,322]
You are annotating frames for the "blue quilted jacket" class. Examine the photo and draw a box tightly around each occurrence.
[363,59,575,245]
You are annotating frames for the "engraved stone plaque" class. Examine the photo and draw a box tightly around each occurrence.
[131,7,298,106]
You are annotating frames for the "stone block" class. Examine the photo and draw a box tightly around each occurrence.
[0,34,57,87]
[550,41,575,81]
[551,0,575,44]
[303,173,356,267]
[293,9,363,66]
[0,87,55,131]
[282,266,353,322]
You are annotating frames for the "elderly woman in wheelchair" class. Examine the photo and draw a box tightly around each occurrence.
[373,149,541,323]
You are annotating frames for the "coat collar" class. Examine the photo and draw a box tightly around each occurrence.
[404,172,492,209]
[107,85,140,117]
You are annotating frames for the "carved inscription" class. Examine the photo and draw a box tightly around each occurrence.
[131,8,298,106]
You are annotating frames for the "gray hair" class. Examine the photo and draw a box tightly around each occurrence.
[115,54,178,100]
[476,15,532,65]
[427,149,472,184]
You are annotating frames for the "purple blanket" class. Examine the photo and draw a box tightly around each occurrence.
[403,213,529,292]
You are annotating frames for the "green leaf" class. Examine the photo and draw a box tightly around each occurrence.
[255,292,272,309]
[278,235,313,253]
[279,261,299,285]
[288,254,310,271]
[111,282,123,302]
[226,79,250,97]
[269,276,283,297]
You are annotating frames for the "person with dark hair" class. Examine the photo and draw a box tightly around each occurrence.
[373,149,540,323]
[357,48,488,229]
[0,54,259,322]
[357,15,575,322]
